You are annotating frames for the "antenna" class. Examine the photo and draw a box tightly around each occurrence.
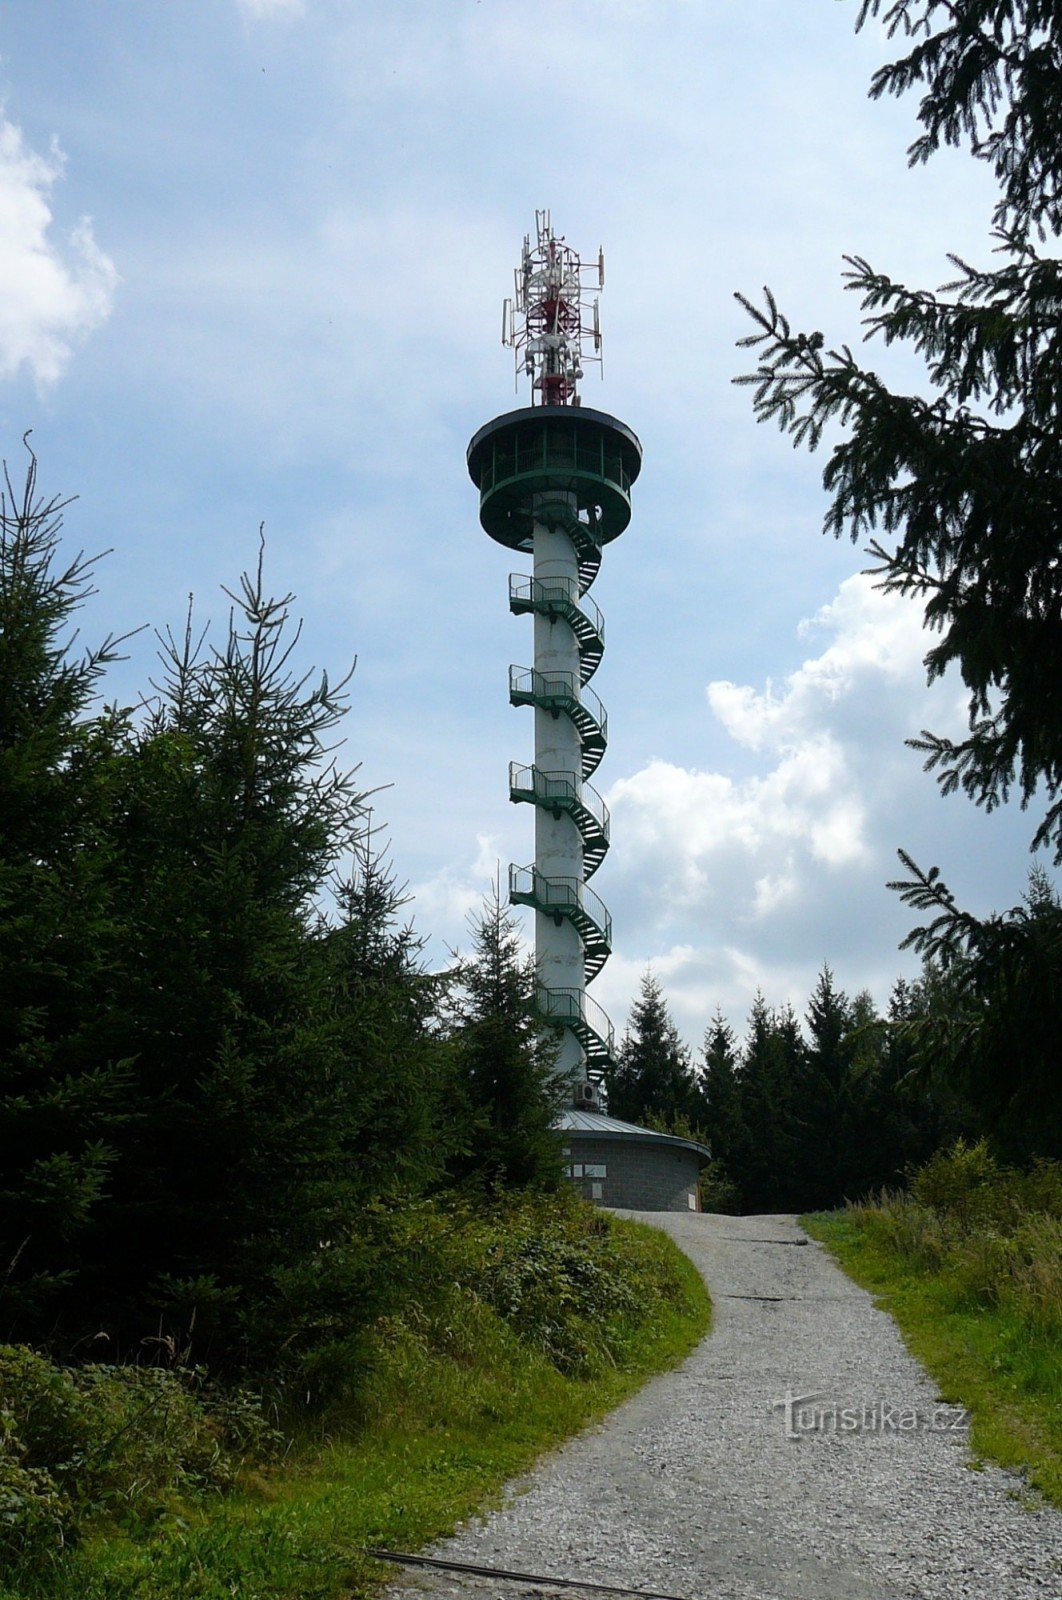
[502,212,604,407]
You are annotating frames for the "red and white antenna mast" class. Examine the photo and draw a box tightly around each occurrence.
[502,210,604,407]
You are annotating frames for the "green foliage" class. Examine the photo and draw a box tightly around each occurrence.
[606,971,697,1126]
[699,1012,738,1147]
[446,885,565,1192]
[809,1138,1062,1503]
[366,1191,694,1379]
[834,1139,1062,1329]
[888,859,1062,1156]
[857,0,1061,238]
[737,0,1062,859]
[0,447,134,1327]
[734,0,1062,1160]
[470,1200,658,1373]
[6,1199,710,1600]
[696,1159,740,1215]
[0,454,455,1385]
[689,972,966,1213]
[0,1346,280,1580]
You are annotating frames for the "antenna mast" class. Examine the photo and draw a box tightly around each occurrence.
[502,209,604,406]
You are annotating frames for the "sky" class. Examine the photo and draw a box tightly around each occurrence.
[0,0,1053,1053]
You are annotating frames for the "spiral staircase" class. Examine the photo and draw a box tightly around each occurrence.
[505,498,614,1076]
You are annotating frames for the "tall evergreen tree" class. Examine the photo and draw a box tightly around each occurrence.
[736,0,1062,1151]
[0,449,130,1332]
[889,858,1062,1159]
[794,967,854,1208]
[446,883,565,1191]
[606,971,696,1126]
[729,993,803,1211]
[839,983,964,1197]
[76,552,384,1367]
[737,0,1062,860]
[698,1008,744,1170]
[2,501,453,1376]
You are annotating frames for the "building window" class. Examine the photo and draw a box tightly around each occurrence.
[687,1191,697,1210]
[582,1163,607,1178]
[591,1182,603,1200]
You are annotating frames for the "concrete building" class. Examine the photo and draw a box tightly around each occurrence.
[558,1109,710,1213]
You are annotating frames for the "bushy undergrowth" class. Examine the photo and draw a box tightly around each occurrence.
[374,1189,692,1380]
[2,1194,709,1597]
[0,1349,281,1578]
[808,1140,1062,1506]
[845,1140,1062,1337]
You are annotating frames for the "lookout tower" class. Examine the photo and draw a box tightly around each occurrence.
[467,212,641,1105]
[468,214,710,1211]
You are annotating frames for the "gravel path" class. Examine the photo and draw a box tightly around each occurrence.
[384,1211,1062,1600]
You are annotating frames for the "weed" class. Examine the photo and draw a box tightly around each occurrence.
[806,1142,1062,1508]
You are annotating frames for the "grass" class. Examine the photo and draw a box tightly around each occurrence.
[803,1142,1062,1510]
[4,1201,710,1600]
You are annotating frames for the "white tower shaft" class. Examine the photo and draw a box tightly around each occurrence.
[532,493,586,1079]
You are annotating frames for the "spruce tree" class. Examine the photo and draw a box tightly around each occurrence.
[447,883,565,1191]
[698,1009,743,1165]
[888,858,1062,1158]
[733,993,785,1211]
[797,967,854,1209]
[0,449,130,1331]
[1,509,451,1375]
[76,553,376,1364]
[606,971,696,1126]
[736,0,1062,1151]
[733,995,815,1211]
[736,0,1062,858]
[693,1010,745,1212]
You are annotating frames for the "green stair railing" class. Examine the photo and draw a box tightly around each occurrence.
[508,668,607,779]
[509,574,605,685]
[537,987,616,1080]
[539,502,604,595]
[509,865,612,982]
[508,762,610,879]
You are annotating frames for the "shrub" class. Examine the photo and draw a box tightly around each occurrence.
[909,1138,1000,1233]
[0,1346,281,1577]
[698,1160,740,1214]
[354,1191,694,1380]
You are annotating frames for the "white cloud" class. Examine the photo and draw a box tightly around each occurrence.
[707,574,931,750]
[409,833,509,958]
[599,573,978,1038]
[0,115,116,387]
[236,0,304,18]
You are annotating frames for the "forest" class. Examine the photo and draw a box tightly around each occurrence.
[3,429,1057,1381]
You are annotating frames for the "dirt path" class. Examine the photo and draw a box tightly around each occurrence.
[385,1211,1062,1600]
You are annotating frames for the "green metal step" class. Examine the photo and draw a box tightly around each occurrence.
[508,762,610,878]
[508,668,607,779]
[539,502,603,595]
[509,864,612,982]
[509,574,605,685]
[537,985,616,1079]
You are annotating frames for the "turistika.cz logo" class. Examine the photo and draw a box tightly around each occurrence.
[776,1389,970,1440]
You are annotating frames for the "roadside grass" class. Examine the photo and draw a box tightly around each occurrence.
[4,1201,710,1600]
[804,1142,1062,1510]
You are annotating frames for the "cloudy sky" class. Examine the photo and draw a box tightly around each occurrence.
[1,0,1051,1050]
